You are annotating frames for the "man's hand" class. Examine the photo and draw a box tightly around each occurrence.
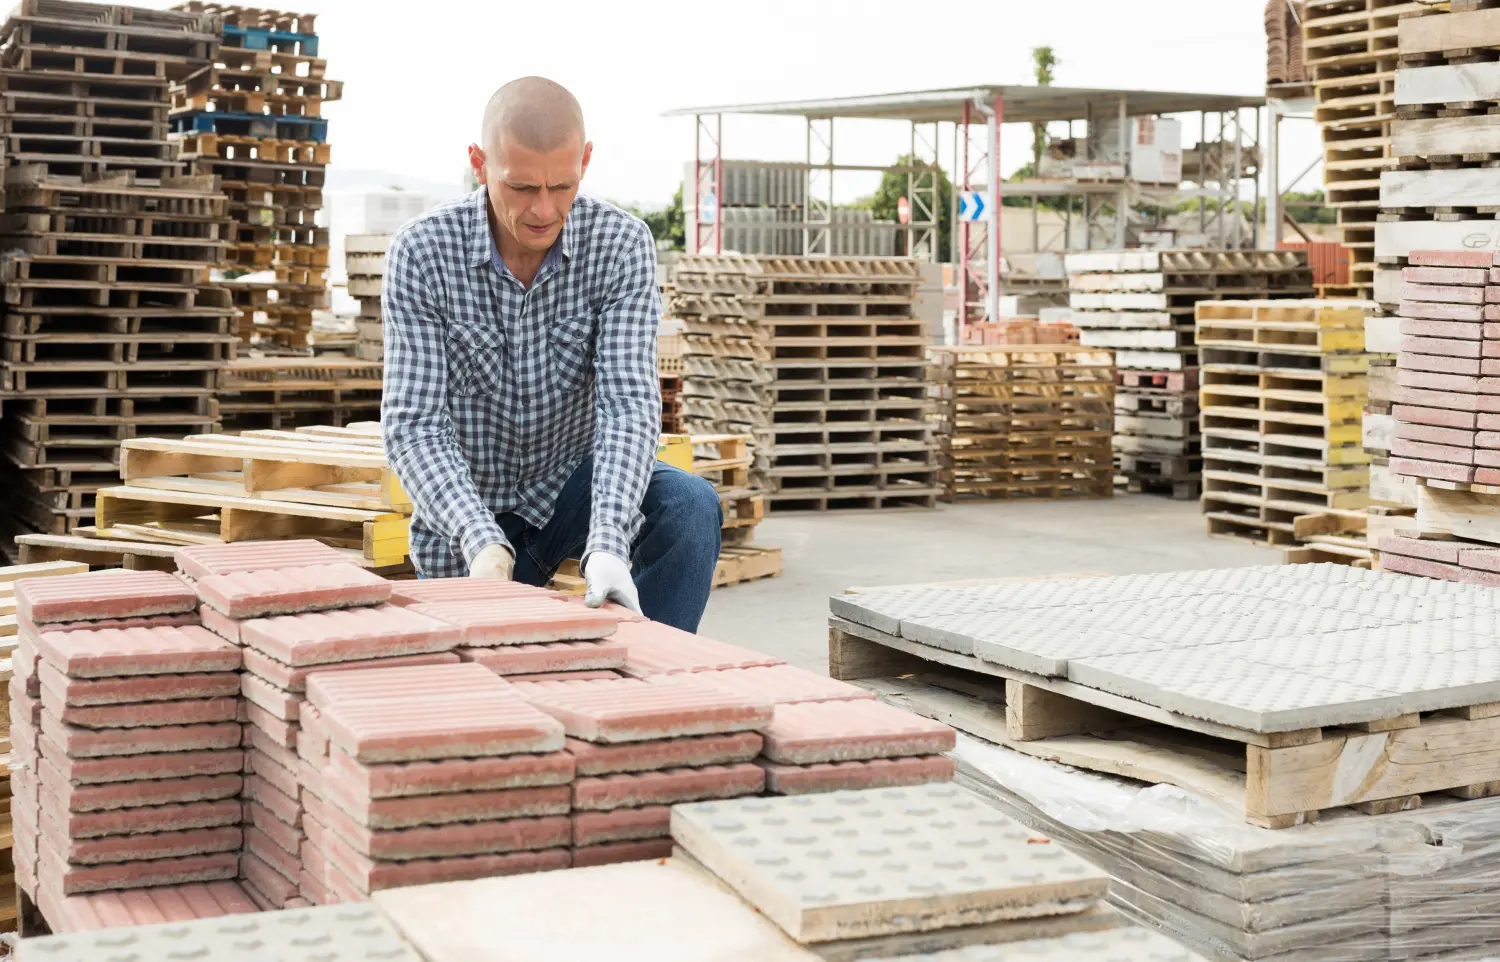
[584,552,641,615]
[469,543,515,580]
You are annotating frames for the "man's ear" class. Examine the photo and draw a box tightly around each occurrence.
[580,141,593,180]
[467,143,486,185]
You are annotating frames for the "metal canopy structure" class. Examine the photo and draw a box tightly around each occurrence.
[670,83,1267,330]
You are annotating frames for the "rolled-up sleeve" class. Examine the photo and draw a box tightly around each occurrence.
[585,219,662,563]
[380,228,509,569]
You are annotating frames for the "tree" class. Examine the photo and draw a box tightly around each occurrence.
[866,154,954,261]
[1031,46,1059,164]
[618,186,685,251]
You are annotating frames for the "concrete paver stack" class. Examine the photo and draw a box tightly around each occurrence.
[345,233,388,362]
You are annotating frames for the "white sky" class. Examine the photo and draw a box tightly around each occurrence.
[159,0,1326,209]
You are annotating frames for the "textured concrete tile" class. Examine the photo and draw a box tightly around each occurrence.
[504,669,623,682]
[39,840,239,894]
[388,577,563,606]
[571,763,766,811]
[694,665,877,704]
[610,621,785,678]
[571,838,674,868]
[914,609,1154,675]
[246,823,302,883]
[41,759,241,811]
[671,784,1108,942]
[759,756,955,795]
[888,927,1205,961]
[244,773,302,827]
[37,624,241,678]
[240,605,460,668]
[456,639,627,675]
[760,700,957,765]
[240,848,304,906]
[408,600,620,645]
[248,746,302,800]
[308,663,564,762]
[44,789,244,839]
[571,806,672,846]
[320,792,572,860]
[42,711,243,757]
[241,672,303,721]
[37,660,239,706]
[322,770,570,830]
[193,563,392,618]
[514,674,773,743]
[243,647,461,693]
[40,879,257,933]
[564,731,763,776]
[174,539,349,579]
[317,820,571,892]
[40,811,242,866]
[328,744,574,798]
[17,570,198,624]
[40,684,238,729]
[244,799,305,857]
[40,738,243,784]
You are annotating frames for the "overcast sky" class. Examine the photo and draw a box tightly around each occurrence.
[167,0,1324,209]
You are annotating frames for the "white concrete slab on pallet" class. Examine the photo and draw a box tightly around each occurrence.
[1395,61,1500,106]
[886,927,1205,961]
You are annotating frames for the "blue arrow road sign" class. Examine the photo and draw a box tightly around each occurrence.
[959,191,989,222]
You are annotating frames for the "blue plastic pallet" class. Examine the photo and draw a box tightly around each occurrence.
[223,24,319,57]
[171,111,328,143]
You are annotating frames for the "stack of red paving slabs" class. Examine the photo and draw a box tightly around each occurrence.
[1392,251,1500,485]
[755,699,958,795]
[514,674,772,867]
[10,570,245,921]
[298,663,574,901]
[400,579,629,683]
[175,539,462,910]
[608,620,786,678]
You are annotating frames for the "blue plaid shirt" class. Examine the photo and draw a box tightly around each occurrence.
[381,189,661,578]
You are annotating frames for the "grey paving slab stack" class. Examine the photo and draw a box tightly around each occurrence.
[344,234,388,362]
[1063,250,1314,500]
[671,255,941,511]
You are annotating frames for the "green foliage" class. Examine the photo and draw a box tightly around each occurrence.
[1283,189,1336,225]
[619,185,685,251]
[1031,46,1059,165]
[868,154,954,261]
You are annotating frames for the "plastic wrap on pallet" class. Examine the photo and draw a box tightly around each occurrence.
[954,735,1500,961]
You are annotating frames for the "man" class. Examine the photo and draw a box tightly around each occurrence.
[381,76,722,631]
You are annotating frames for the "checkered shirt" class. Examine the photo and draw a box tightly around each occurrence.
[381,189,661,578]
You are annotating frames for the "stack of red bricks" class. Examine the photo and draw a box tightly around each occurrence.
[11,571,245,923]
[299,662,577,901]
[1390,250,1500,486]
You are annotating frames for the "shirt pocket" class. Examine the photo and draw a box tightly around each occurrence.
[446,321,507,397]
[550,312,595,392]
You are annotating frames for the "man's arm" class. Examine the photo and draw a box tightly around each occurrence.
[380,229,510,569]
[585,219,663,565]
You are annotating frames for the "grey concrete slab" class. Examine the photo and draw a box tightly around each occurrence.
[880,926,1205,961]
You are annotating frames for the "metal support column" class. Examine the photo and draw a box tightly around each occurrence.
[908,121,940,262]
[987,96,1002,327]
[1115,97,1129,248]
[803,117,834,255]
[691,113,722,255]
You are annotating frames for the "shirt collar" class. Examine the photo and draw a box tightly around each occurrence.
[469,187,579,274]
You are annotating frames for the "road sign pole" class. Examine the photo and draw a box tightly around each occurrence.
[987,95,1002,326]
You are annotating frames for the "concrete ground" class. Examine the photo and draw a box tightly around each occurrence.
[699,494,1276,672]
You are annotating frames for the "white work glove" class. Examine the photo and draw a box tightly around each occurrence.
[469,543,514,580]
[584,552,641,615]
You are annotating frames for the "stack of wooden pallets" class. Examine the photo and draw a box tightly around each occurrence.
[1302,0,1428,299]
[217,355,381,431]
[1065,249,1315,500]
[928,345,1114,502]
[689,434,781,588]
[0,0,235,555]
[672,255,940,512]
[346,233,386,363]
[1197,299,1371,548]
[168,2,340,351]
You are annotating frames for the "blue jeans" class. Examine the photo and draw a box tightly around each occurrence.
[496,455,723,632]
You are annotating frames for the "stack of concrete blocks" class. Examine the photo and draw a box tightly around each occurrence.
[11,571,245,922]
[345,234,389,362]
[1363,308,1413,507]
[177,539,462,909]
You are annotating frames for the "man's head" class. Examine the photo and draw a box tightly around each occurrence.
[469,77,592,255]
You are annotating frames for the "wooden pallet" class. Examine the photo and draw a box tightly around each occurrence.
[713,545,781,588]
[829,614,1500,827]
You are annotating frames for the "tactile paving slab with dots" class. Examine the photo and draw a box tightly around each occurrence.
[670,783,1108,943]
[883,926,1206,961]
[22,902,423,961]
[834,565,1500,732]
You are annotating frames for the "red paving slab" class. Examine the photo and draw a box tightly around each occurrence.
[1394,404,1479,430]
[558,596,646,622]
[388,578,563,606]
[41,738,244,785]
[174,540,349,579]
[193,564,393,619]
[457,640,627,675]
[40,688,239,730]
[42,815,242,865]
[308,663,563,763]
[198,606,242,645]
[1410,250,1497,269]
[243,703,298,749]
[246,824,301,883]
[564,731,762,776]
[1404,264,1490,285]
[571,763,764,810]
[759,755,957,795]
[571,806,670,846]
[695,665,877,705]
[41,762,241,812]
[241,673,302,722]
[514,674,773,743]
[1399,368,1483,392]
[245,726,299,774]
[242,647,461,692]
[570,838,673,869]
[1397,351,1483,376]
[318,829,571,893]
[297,704,329,765]
[16,570,198,624]
[1394,385,1482,411]
[37,625,240,679]
[244,800,304,857]
[43,794,243,839]
[1378,534,1462,564]
[608,620,785,677]
[247,748,301,800]
[328,744,574,798]
[321,770,570,829]
[37,662,239,706]
[408,601,619,646]
[44,880,257,932]
[760,700,958,765]
[1399,335,1483,359]
[506,670,622,683]
[240,849,300,907]
[42,713,242,758]
[243,774,302,827]
[40,844,240,894]
[240,605,460,668]
[1396,422,1476,446]
[320,796,571,860]
[1404,281,1489,305]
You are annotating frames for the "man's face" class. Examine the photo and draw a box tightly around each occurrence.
[473,137,592,254]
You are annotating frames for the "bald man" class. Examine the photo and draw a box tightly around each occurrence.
[380,76,722,630]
